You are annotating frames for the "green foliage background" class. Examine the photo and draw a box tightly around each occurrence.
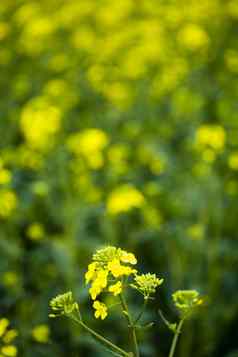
[0,0,238,356]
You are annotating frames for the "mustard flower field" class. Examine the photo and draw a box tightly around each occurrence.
[0,0,238,356]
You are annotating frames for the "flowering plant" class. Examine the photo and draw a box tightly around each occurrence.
[49,246,203,357]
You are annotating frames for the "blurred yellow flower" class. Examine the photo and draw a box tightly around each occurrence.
[0,319,9,337]
[27,223,45,241]
[228,152,238,170]
[0,190,17,218]
[2,272,18,288]
[1,345,17,357]
[0,169,11,185]
[106,185,144,215]
[178,24,209,51]
[20,97,61,150]
[195,125,226,152]
[187,224,205,240]
[0,318,18,357]
[0,23,9,40]
[32,325,50,343]
[67,129,108,169]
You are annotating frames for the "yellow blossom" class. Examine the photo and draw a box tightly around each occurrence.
[85,262,97,284]
[1,345,17,357]
[228,152,238,170]
[195,125,226,152]
[20,97,61,150]
[32,324,50,343]
[108,259,136,278]
[0,169,11,185]
[0,319,9,337]
[67,129,109,156]
[27,223,45,241]
[0,190,17,218]
[120,252,137,265]
[108,281,122,296]
[106,185,144,215]
[89,270,108,300]
[178,24,209,51]
[93,301,108,320]
[2,330,18,344]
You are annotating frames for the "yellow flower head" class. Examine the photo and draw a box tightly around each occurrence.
[106,184,144,215]
[172,290,203,318]
[20,97,61,150]
[85,262,97,284]
[195,125,226,152]
[131,273,164,299]
[32,324,50,344]
[89,270,108,300]
[93,301,108,320]
[108,281,122,296]
[107,259,136,278]
[1,345,17,357]
[49,291,79,318]
[85,246,137,301]
[0,318,18,357]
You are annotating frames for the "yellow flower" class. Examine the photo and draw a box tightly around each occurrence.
[0,190,17,218]
[0,169,11,185]
[108,281,122,296]
[85,262,97,284]
[195,125,226,152]
[228,152,238,170]
[2,330,18,344]
[1,345,17,357]
[20,97,61,150]
[27,223,45,241]
[89,270,108,300]
[93,301,108,320]
[0,319,9,337]
[178,24,209,51]
[67,129,109,156]
[32,324,50,343]
[106,185,144,215]
[67,129,109,169]
[108,259,136,278]
[120,251,137,265]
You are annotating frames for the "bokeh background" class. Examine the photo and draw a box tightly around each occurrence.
[1,0,238,356]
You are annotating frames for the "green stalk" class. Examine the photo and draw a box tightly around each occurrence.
[119,293,140,357]
[168,319,184,357]
[71,315,130,357]
[133,299,147,325]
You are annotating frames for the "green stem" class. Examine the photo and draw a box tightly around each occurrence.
[168,319,184,357]
[71,315,130,357]
[133,299,147,325]
[119,293,140,357]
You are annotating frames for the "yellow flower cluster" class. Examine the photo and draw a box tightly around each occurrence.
[20,97,61,150]
[195,125,226,152]
[228,152,238,170]
[131,273,164,300]
[67,129,109,169]
[0,318,18,357]
[195,124,226,163]
[85,246,137,319]
[106,185,144,215]
[172,290,203,318]
[0,162,11,185]
[0,189,17,218]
